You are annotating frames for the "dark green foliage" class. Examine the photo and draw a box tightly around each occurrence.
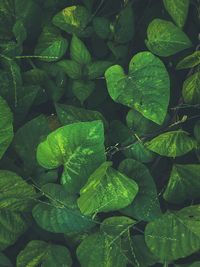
[0,0,200,266]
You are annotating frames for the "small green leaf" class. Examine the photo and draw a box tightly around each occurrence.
[163,0,190,28]
[86,61,112,80]
[72,80,95,103]
[57,60,82,79]
[0,210,27,250]
[119,159,161,221]
[126,109,163,136]
[70,35,91,65]
[146,130,197,157]
[176,51,200,70]
[164,164,200,204]
[114,3,135,44]
[146,19,192,56]
[55,103,108,128]
[0,97,13,159]
[36,121,105,194]
[35,26,68,62]
[105,51,170,124]
[100,216,136,236]
[145,205,200,261]
[52,5,90,36]
[16,240,72,267]
[12,19,27,44]
[77,162,138,215]
[93,17,111,39]
[0,170,35,211]
[182,71,200,104]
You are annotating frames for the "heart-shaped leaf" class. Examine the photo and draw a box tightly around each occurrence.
[105,51,170,125]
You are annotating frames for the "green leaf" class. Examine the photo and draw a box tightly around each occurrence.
[194,120,200,143]
[163,0,189,28]
[105,51,170,125]
[119,159,161,221]
[0,0,14,40]
[0,170,35,211]
[56,60,82,79]
[70,35,91,65]
[0,97,13,159]
[14,115,51,174]
[113,3,135,44]
[72,80,95,103]
[0,210,27,250]
[176,51,200,70]
[100,216,136,236]
[128,235,159,267]
[164,164,200,204]
[35,26,68,62]
[76,232,127,267]
[0,252,13,267]
[182,71,200,104]
[77,162,138,215]
[12,19,27,44]
[146,19,192,56]
[36,121,105,194]
[126,109,163,136]
[93,17,111,39]
[16,240,72,267]
[52,5,90,36]
[32,201,95,234]
[146,130,197,157]
[55,103,108,128]
[145,205,200,261]
[86,61,112,80]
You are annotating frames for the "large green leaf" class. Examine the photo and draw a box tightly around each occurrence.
[164,164,200,204]
[77,162,138,215]
[52,5,90,36]
[119,159,161,221]
[146,19,192,56]
[105,51,170,125]
[70,35,91,65]
[163,0,189,28]
[0,96,13,159]
[176,51,200,70]
[145,205,200,261]
[76,232,127,267]
[55,103,108,128]
[14,115,51,174]
[0,210,27,250]
[35,26,68,62]
[182,71,200,104]
[0,170,35,211]
[146,130,197,157]
[16,240,72,267]
[36,120,105,194]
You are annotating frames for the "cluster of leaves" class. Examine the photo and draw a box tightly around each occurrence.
[0,0,200,266]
